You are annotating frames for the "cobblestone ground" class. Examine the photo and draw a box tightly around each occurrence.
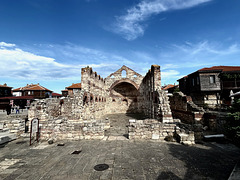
[0,137,239,180]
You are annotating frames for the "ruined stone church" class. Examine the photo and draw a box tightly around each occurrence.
[29,65,192,142]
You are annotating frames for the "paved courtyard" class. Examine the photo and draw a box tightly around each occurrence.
[0,137,239,180]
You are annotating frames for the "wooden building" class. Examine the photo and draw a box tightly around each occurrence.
[61,83,81,97]
[178,66,240,108]
[13,83,52,99]
[0,83,12,97]
[0,84,12,110]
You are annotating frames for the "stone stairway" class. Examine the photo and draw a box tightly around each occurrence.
[0,126,17,145]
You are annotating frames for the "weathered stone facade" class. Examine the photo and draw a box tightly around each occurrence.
[170,92,205,124]
[28,65,174,141]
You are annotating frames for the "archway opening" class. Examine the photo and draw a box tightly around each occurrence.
[110,82,139,114]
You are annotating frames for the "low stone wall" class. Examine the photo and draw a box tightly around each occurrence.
[128,118,196,144]
[1,114,27,137]
[39,118,109,141]
[28,91,110,141]
[128,119,177,140]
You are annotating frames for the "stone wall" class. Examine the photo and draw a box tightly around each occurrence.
[128,119,176,140]
[1,114,27,137]
[128,118,195,145]
[139,65,173,122]
[28,92,109,141]
[169,92,205,124]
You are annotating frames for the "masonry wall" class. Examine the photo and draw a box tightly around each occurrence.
[139,65,173,122]
[169,92,205,124]
[128,119,176,140]
[28,92,109,141]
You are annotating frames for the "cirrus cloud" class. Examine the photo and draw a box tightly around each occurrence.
[111,0,212,40]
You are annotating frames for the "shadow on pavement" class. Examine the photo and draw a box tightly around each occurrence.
[158,142,240,180]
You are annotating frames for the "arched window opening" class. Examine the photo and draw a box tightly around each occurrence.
[112,98,116,102]
[90,95,93,103]
[95,97,98,102]
[122,99,128,105]
[122,70,126,78]
[83,95,88,105]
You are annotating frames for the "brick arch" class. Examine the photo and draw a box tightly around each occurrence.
[109,79,139,92]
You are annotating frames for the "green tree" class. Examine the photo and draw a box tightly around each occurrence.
[226,98,240,146]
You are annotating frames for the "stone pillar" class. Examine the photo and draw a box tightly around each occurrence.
[151,65,161,91]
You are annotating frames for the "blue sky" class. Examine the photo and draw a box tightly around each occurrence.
[0,0,240,93]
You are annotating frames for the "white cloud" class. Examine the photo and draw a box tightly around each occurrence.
[0,42,16,48]
[162,69,180,78]
[0,42,136,80]
[173,41,240,57]
[112,0,212,40]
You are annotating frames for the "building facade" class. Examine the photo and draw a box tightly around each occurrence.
[13,83,52,99]
[61,83,81,97]
[178,66,240,108]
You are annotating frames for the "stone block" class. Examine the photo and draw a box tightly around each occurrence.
[152,134,160,140]
[129,119,136,123]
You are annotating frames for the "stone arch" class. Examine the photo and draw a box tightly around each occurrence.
[109,79,139,92]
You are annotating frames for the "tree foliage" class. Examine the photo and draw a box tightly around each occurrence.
[226,98,240,146]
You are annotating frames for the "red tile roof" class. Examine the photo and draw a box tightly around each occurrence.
[52,92,62,97]
[178,66,240,81]
[162,84,175,90]
[13,84,52,92]
[198,66,240,72]
[0,84,12,88]
[66,83,81,89]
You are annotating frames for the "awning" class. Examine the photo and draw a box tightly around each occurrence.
[230,91,240,97]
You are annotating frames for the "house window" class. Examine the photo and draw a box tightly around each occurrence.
[210,75,216,83]
[192,78,195,86]
[196,76,200,85]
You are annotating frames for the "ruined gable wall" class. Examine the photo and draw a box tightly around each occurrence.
[104,65,143,88]
[104,65,144,114]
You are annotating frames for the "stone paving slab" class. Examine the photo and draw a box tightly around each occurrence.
[0,138,239,180]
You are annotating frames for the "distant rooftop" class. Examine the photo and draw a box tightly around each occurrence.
[178,66,240,80]
[0,83,12,88]
[13,83,52,92]
[198,66,240,72]
[66,83,81,89]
